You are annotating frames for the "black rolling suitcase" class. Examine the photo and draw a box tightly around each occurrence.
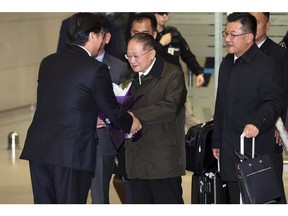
[191,171,227,204]
[185,120,217,174]
[191,160,228,204]
[186,121,228,204]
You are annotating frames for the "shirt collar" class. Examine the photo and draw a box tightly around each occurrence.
[256,37,267,48]
[138,58,156,78]
[76,45,91,56]
[96,51,105,62]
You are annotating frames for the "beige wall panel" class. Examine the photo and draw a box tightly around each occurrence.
[0,12,73,112]
[0,66,38,111]
[168,13,215,25]
[0,12,287,112]
[0,13,72,69]
[173,25,216,36]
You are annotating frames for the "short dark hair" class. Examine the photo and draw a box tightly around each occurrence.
[263,12,270,22]
[130,13,157,32]
[227,12,257,39]
[128,32,156,51]
[67,13,104,46]
[100,13,111,33]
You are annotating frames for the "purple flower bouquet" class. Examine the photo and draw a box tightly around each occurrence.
[99,82,142,149]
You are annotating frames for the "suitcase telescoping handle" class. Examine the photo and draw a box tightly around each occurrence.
[239,133,255,204]
[240,133,255,159]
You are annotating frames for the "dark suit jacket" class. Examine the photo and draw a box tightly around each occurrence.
[56,16,71,53]
[20,45,132,172]
[96,53,128,156]
[279,31,288,49]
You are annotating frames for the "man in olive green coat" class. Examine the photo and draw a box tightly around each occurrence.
[122,33,187,204]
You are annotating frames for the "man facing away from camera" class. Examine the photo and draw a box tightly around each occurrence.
[20,12,141,204]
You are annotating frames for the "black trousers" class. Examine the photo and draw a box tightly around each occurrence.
[130,176,184,204]
[29,161,93,204]
[90,155,115,204]
[226,181,241,204]
[273,148,287,204]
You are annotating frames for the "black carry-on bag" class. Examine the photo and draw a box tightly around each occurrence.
[185,120,217,174]
[235,133,281,204]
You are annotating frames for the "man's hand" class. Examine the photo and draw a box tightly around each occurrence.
[96,117,106,129]
[159,33,172,46]
[284,146,288,155]
[274,129,283,146]
[128,111,142,135]
[212,148,220,160]
[195,74,205,88]
[243,124,259,138]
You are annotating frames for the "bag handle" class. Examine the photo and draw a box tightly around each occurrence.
[240,133,255,158]
[234,149,251,161]
[200,120,213,128]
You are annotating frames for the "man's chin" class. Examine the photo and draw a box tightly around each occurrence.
[131,67,140,72]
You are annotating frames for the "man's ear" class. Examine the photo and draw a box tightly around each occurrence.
[152,31,157,39]
[266,22,271,32]
[150,49,156,59]
[246,33,254,43]
[88,32,96,41]
[104,32,111,45]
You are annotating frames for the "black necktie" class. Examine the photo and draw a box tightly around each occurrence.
[140,74,145,84]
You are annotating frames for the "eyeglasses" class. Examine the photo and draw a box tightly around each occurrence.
[124,49,153,60]
[222,31,250,39]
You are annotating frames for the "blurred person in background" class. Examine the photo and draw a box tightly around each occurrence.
[153,12,205,88]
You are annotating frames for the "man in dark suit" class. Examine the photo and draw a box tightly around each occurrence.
[212,13,283,204]
[279,30,288,49]
[250,12,288,204]
[90,15,129,204]
[56,15,71,53]
[19,13,141,204]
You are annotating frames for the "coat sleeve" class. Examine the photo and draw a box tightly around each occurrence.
[250,61,283,134]
[92,63,133,133]
[177,30,204,76]
[133,67,187,124]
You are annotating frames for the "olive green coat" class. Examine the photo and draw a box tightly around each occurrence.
[124,56,187,179]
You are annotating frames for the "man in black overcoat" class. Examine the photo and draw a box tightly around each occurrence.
[212,13,284,204]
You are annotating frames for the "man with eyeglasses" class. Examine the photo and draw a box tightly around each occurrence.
[120,33,187,204]
[211,12,283,204]
[20,13,141,204]
[129,12,179,67]
[113,12,189,203]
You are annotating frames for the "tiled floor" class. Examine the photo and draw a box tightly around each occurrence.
[0,105,288,205]
[0,105,190,204]
[1,75,288,205]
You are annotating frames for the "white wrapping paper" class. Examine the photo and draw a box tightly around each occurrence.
[275,117,288,154]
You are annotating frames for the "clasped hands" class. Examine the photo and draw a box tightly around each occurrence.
[96,112,141,136]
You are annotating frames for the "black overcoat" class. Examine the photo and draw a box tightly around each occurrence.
[212,44,283,181]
